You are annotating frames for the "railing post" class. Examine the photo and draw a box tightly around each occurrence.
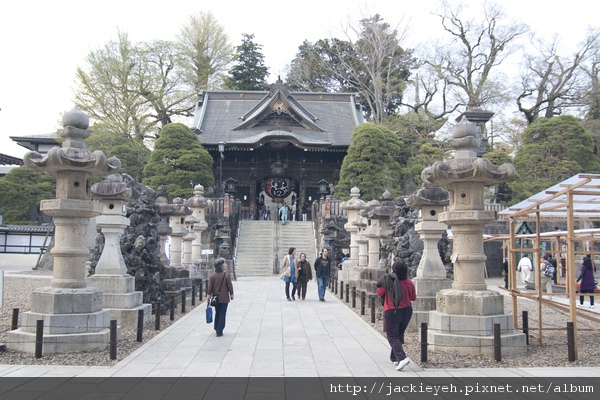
[420,322,428,363]
[493,323,501,362]
[567,321,576,362]
[370,295,375,324]
[136,309,144,342]
[191,286,196,306]
[345,283,349,303]
[335,279,338,295]
[110,319,117,360]
[181,290,187,314]
[35,319,43,358]
[155,300,161,331]
[522,310,529,345]
[340,281,344,299]
[199,279,203,301]
[360,291,365,315]
[352,286,356,308]
[11,308,19,330]
[170,295,176,321]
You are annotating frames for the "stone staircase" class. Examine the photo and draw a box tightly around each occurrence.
[234,220,317,276]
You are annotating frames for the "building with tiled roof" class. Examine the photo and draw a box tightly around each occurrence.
[190,79,363,217]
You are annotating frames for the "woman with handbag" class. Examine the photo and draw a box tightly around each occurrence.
[207,257,234,337]
[281,247,299,301]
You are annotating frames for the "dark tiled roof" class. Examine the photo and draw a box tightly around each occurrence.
[0,224,52,234]
[191,86,363,149]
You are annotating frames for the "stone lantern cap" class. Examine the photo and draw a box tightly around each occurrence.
[91,174,132,201]
[23,106,121,176]
[170,197,192,216]
[421,118,515,187]
[186,184,209,208]
[406,183,449,208]
[341,186,366,211]
[360,191,395,219]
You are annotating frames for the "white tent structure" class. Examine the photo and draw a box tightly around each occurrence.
[498,173,600,359]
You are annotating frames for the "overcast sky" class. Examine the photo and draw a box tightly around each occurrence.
[0,0,596,159]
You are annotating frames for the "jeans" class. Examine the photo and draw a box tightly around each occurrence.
[383,306,413,362]
[214,302,228,335]
[285,280,297,298]
[317,276,327,299]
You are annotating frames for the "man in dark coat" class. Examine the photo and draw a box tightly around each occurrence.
[314,248,332,301]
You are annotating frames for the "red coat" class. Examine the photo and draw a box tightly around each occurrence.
[376,277,417,311]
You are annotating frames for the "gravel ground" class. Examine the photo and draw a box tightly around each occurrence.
[1,273,598,369]
[0,270,199,366]
[351,278,600,368]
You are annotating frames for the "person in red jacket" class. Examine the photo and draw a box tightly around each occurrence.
[376,259,417,371]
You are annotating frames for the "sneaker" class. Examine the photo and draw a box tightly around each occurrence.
[578,303,584,307]
[319,298,325,301]
[287,297,291,301]
[591,305,595,309]
[391,360,398,365]
[292,295,295,301]
[396,358,411,371]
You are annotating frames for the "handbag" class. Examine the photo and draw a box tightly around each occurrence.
[209,273,226,307]
[205,304,213,323]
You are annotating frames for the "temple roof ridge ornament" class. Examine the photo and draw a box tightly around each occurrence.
[233,79,324,132]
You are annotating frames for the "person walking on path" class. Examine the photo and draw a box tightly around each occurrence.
[207,258,234,337]
[539,255,555,300]
[518,255,533,286]
[279,202,289,225]
[502,257,509,289]
[281,247,299,301]
[291,201,297,222]
[376,259,417,371]
[296,252,312,300]
[314,248,332,301]
[577,256,596,309]
[301,202,308,221]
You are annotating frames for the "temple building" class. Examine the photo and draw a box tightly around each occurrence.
[190,79,364,215]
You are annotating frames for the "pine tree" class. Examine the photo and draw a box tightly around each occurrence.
[224,33,269,90]
[142,123,215,198]
[336,123,402,201]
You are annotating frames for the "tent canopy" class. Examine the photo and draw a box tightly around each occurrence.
[498,173,600,221]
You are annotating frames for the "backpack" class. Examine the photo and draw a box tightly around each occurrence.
[385,273,404,308]
[543,261,556,277]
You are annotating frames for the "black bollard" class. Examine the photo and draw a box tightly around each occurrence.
[199,279,203,302]
[352,287,356,308]
[335,279,338,295]
[420,322,428,363]
[370,296,375,324]
[11,308,19,330]
[340,281,344,299]
[192,286,196,306]
[35,319,43,359]
[567,322,576,362]
[522,310,529,345]
[493,323,501,362]
[110,319,117,360]
[155,300,161,331]
[181,290,187,314]
[136,309,144,342]
[360,291,365,315]
[345,283,350,303]
[170,295,175,321]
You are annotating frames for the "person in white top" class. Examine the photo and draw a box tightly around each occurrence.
[517,255,533,285]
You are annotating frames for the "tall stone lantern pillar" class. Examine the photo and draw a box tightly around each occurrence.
[168,197,191,268]
[421,117,526,356]
[339,187,366,284]
[155,185,173,266]
[9,107,121,353]
[187,184,210,263]
[88,174,151,329]
[405,184,452,331]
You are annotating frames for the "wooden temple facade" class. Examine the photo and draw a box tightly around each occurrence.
[190,79,364,216]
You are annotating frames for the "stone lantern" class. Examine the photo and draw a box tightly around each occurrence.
[421,117,526,356]
[155,185,174,266]
[168,197,191,268]
[339,187,366,283]
[187,184,210,262]
[362,191,395,269]
[9,106,121,353]
[405,183,452,331]
[88,174,151,329]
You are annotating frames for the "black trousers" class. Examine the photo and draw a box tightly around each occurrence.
[214,302,229,335]
[297,275,308,299]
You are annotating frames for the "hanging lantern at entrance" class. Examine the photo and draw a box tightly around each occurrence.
[265,177,291,199]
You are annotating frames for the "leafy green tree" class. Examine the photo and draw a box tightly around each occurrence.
[85,128,151,181]
[0,167,55,225]
[509,115,600,203]
[224,34,269,90]
[400,143,445,194]
[177,11,233,91]
[142,123,214,198]
[336,123,402,201]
